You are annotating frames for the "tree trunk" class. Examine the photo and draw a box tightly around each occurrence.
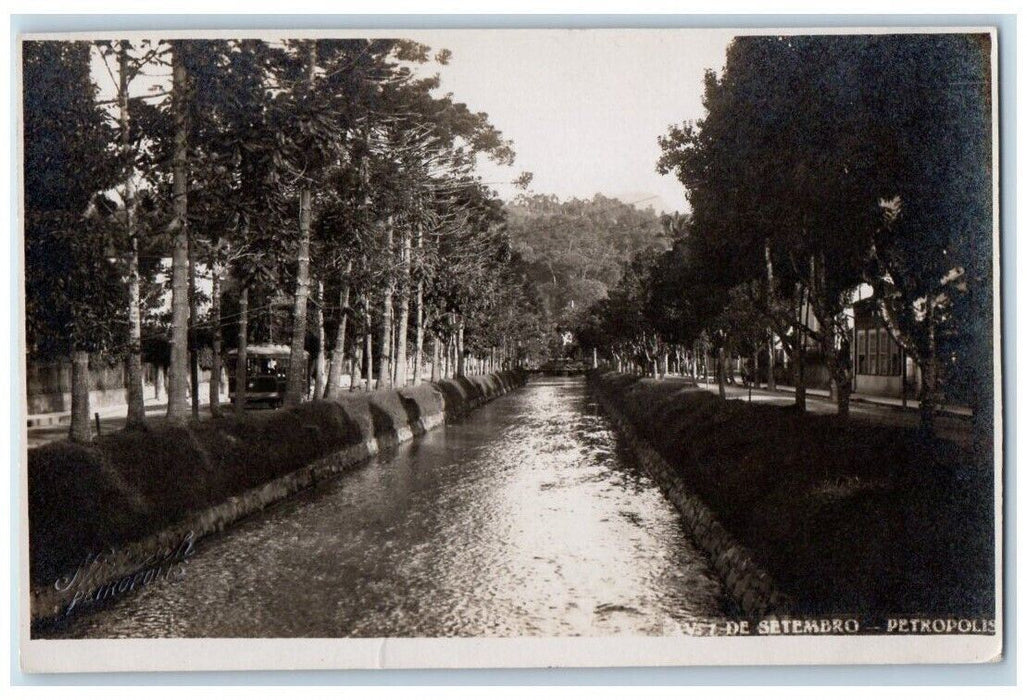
[377,218,394,389]
[792,334,809,406]
[166,43,190,424]
[717,346,727,399]
[795,350,807,410]
[413,283,424,385]
[751,349,759,400]
[394,225,411,387]
[313,279,326,400]
[765,238,776,391]
[350,342,362,392]
[794,285,807,412]
[430,335,441,382]
[388,319,396,384]
[326,261,351,399]
[285,196,313,405]
[267,291,275,344]
[393,315,404,384]
[364,328,374,392]
[456,320,466,377]
[835,371,851,418]
[124,242,145,429]
[208,254,223,416]
[155,364,166,402]
[827,322,852,419]
[920,296,939,434]
[412,224,424,386]
[119,42,145,430]
[284,43,317,407]
[284,185,313,405]
[188,231,200,418]
[69,350,92,443]
[234,285,249,417]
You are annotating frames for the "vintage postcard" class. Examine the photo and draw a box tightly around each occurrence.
[17,25,1002,672]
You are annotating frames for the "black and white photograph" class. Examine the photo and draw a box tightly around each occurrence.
[16,22,1002,672]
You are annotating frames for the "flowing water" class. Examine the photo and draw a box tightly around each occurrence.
[46,376,727,638]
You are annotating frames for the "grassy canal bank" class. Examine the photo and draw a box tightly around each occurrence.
[589,371,995,619]
[28,370,527,618]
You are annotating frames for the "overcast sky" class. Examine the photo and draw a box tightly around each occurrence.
[91,29,734,214]
[409,29,734,213]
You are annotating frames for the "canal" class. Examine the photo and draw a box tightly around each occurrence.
[47,376,728,638]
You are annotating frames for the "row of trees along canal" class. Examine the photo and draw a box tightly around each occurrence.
[24,39,546,443]
[574,34,994,441]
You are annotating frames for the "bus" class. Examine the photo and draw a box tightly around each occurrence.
[225,344,308,408]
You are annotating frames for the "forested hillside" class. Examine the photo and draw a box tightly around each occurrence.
[504,193,672,339]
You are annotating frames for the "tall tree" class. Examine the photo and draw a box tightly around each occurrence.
[860,34,993,433]
[166,40,192,423]
[109,40,148,428]
[659,37,883,415]
[23,41,121,442]
[655,33,992,428]
[283,40,318,406]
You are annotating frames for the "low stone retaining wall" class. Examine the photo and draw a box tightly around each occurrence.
[588,373,792,619]
[29,370,527,624]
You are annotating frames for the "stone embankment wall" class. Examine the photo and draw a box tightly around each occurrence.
[29,371,527,623]
[587,370,993,622]
[589,372,791,619]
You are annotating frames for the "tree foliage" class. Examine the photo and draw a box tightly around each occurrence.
[580,33,992,430]
[24,41,125,358]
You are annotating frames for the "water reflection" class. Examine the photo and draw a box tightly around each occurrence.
[46,377,727,638]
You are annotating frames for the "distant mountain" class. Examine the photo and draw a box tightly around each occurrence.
[611,191,675,214]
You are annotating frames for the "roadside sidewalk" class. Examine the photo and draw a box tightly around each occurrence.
[25,400,231,449]
[26,390,232,428]
[27,396,166,428]
[685,375,972,420]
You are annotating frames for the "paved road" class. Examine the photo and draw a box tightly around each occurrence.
[25,402,269,449]
[692,378,972,446]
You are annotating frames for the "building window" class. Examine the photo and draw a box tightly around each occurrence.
[856,330,866,374]
[868,327,878,375]
[856,322,904,377]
